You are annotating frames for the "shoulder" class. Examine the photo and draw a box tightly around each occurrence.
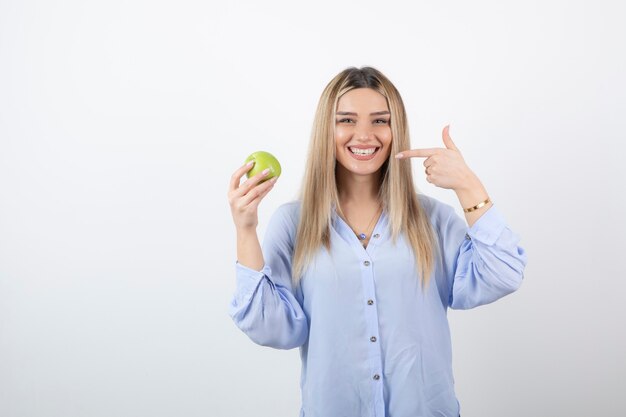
[416,193,458,229]
[268,200,301,231]
[262,201,302,249]
[416,194,467,250]
[274,200,301,219]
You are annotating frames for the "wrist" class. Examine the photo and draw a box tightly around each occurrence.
[236,225,257,236]
[455,178,489,209]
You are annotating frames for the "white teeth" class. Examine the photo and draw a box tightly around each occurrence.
[349,147,377,155]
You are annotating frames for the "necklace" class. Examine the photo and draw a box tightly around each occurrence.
[343,204,381,243]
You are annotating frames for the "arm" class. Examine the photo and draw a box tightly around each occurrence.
[236,228,264,271]
[228,160,274,271]
[396,124,526,308]
[440,203,528,310]
[227,162,308,349]
[454,175,493,228]
[229,204,309,349]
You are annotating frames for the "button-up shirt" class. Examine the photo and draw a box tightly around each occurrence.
[229,194,527,417]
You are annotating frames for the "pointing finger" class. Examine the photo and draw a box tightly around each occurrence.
[395,148,443,159]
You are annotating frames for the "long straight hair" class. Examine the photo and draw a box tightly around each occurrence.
[292,67,438,288]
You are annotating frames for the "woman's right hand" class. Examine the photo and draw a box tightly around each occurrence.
[228,161,278,231]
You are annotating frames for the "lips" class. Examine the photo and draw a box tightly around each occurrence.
[347,146,380,160]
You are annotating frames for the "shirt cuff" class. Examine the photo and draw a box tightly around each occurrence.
[233,261,274,301]
[466,205,507,246]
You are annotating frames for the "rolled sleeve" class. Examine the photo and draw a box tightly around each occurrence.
[466,204,507,246]
[228,203,309,349]
[442,205,527,310]
[231,262,274,306]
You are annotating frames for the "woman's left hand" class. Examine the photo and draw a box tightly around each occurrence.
[395,125,478,191]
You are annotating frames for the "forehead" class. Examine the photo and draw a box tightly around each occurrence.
[336,88,389,111]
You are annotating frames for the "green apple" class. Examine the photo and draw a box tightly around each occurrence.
[245,151,282,182]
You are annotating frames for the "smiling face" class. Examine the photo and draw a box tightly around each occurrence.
[334,88,392,178]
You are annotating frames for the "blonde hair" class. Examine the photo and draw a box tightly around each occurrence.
[292,67,438,288]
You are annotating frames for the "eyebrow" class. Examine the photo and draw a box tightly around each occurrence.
[336,111,391,116]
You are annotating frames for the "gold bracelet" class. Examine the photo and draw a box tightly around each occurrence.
[463,198,491,213]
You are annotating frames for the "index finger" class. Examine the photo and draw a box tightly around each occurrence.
[395,148,444,159]
[229,161,255,192]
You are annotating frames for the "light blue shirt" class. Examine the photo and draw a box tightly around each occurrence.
[229,194,527,417]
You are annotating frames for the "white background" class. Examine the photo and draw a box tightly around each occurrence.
[1,0,625,416]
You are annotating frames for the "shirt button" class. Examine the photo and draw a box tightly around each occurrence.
[373,233,380,238]
[373,374,380,380]
[367,299,374,305]
[465,233,471,240]
[370,336,377,342]
[363,260,370,266]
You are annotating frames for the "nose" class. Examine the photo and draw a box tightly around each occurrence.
[354,122,373,140]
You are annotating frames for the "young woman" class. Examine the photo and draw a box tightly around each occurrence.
[227,67,527,417]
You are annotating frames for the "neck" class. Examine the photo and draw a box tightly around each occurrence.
[336,165,382,205]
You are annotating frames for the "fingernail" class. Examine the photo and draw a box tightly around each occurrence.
[262,168,270,175]
[270,177,278,184]
[246,160,254,166]
[395,153,403,159]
